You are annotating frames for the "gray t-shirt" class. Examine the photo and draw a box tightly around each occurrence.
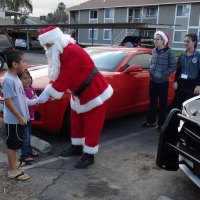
[2,72,30,124]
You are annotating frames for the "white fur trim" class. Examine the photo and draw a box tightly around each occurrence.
[70,84,113,114]
[45,84,64,99]
[154,31,168,45]
[71,138,85,145]
[84,144,99,154]
[39,27,63,46]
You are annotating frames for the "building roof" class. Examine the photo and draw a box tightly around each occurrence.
[0,18,14,25]
[25,16,47,25]
[68,0,200,11]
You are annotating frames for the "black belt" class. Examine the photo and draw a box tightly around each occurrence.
[73,67,98,96]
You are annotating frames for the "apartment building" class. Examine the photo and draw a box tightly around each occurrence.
[68,0,200,49]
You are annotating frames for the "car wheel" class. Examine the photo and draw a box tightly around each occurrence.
[0,56,4,70]
[60,105,71,140]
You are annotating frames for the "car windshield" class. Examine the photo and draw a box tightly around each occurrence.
[85,48,127,71]
[0,34,12,47]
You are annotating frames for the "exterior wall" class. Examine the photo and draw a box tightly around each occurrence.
[98,9,104,23]
[172,3,200,49]
[158,5,176,25]
[112,8,128,45]
[189,3,200,26]
[115,8,127,23]
[78,10,89,44]
[175,18,189,30]
[70,2,200,49]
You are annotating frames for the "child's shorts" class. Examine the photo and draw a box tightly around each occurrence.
[5,124,24,150]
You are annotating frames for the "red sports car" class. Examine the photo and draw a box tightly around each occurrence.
[0,46,175,136]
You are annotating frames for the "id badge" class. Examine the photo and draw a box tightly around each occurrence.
[181,73,188,79]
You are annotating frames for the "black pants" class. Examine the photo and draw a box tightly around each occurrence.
[171,78,197,110]
[147,80,169,126]
[172,90,194,110]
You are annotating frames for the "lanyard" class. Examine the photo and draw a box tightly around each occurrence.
[184,56,192,74]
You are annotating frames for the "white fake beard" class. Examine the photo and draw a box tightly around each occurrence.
[45,35,75,81]
[45,43,63,81]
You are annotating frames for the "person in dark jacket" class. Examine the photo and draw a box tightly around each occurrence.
[172,33,200,110]
[143,31,177,132]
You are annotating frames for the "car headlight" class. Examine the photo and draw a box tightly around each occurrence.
[182,95,200,119]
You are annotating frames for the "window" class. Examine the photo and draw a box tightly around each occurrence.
[128,9,133,22]
[0,34,13,47]
[90,10,98,19]
[176,4,190,17]
[105,8,114,19]
[104,29,112,40]
[146,7,157,18]
[128,8,141,22]
[88,29,98,40]
[174,31,187,42]
[134,8,141,18]
[127,54,152,69]
[84,48,127,72]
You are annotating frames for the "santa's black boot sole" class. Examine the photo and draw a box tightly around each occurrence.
[74,153,95,169]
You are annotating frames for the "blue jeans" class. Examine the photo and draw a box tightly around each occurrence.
[20,121,33,161]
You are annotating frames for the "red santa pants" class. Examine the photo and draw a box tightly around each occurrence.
[70,102,107,154]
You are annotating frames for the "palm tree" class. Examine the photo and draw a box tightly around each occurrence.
[58,2,66,11]
[0,0,33,24]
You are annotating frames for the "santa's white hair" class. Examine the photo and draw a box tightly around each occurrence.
[45,34,75,81]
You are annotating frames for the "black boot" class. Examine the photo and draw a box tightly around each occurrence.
[59,145,83,158]
[74,153,95,169]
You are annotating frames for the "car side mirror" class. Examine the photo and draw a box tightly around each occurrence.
[124,65,143,73]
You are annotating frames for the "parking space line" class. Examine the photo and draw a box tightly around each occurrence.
[21,130,148,171]
[21,157,69,170]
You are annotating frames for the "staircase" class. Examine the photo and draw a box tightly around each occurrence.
[113,29,137,45]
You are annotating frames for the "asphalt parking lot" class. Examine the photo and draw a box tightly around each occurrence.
[0,51,200,200]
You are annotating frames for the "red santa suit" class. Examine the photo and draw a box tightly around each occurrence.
[38,26,113,154]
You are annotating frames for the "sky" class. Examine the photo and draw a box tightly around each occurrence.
[30,0,89,17]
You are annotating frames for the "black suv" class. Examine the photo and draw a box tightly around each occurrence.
[120,35,154,48]
[0,33,15,69]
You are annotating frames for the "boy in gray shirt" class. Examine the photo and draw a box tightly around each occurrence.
[2,51,30,180]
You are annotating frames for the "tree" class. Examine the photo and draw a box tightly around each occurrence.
[46,2,69,24]
[0,0,33,24]
[58,2,65,11]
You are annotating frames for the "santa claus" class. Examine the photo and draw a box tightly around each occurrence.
[38,26,113,169]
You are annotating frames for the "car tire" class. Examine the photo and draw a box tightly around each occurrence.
[0,56,4,70]
[60,105,71,140]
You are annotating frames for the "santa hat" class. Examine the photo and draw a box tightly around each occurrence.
[38,26,64,46]
[154,31,169,46]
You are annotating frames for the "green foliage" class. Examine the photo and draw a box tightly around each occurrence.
[47,2,69,24]
[174,50,182,57]
[0,0,33,24]
[0,0,32,13]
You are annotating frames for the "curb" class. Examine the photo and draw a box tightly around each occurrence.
[158,196,174,200]
[0,119,51,154]
[31,135,52,154]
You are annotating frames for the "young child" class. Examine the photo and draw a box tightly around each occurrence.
[2,50,30,180]
[18,70,39,166]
